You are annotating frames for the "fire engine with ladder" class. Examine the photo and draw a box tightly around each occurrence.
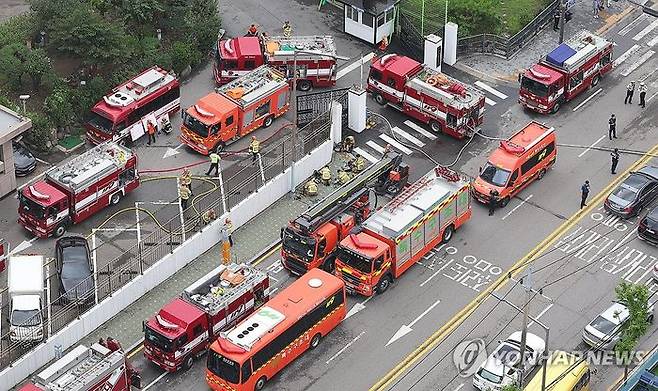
[335,166,472,296]
[367,53,485,139]
[214,32,337,91]
[180,65,289,155]
[519,30,613,114]
[281,153,409,276]
[19,342,140,391]
[18,142,139,238]
[144,262,270,372]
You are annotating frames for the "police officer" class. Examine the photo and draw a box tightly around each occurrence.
[625,81,635,104]
[304,179,318,196]
[488,189,499,216]
[180,168,193,195]
[206,151,221,176]
[639,82,648,108]
[611,148,620,174]
[249,136,260,162]
[179,183,191,210]
[553,9,560,31]
[608,114,617,140]
[320,166,331,186]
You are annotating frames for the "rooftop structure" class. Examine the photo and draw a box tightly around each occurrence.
[215,65,287,108]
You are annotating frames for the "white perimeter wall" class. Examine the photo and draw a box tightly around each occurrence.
[1,139,334,389]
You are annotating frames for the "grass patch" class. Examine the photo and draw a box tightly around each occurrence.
[496,0,553,36]
[58,134,83,150]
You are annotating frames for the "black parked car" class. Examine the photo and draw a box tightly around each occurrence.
[604,165,658,218]
[55,236,94,303]
[639,205,658,246]
[12,141,37,176]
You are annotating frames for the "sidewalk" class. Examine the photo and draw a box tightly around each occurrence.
[455,0,634,83]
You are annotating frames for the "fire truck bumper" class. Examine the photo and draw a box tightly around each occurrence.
[470,189,490,204]
[18,217,49,238]
[179,135,209,155]
[144,350,179,372]
[518,97,551,114]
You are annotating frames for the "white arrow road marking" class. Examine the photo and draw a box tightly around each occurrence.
[345,296,374,320]
[326,331,366,364]
[475,81,508,99]
[162,144,185,159]
[9,237,39,255]
[386,299,441,347]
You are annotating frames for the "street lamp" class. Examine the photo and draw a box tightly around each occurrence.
[19,95,30,114]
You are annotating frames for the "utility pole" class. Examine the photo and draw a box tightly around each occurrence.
[559,0,566,44]
[421,0,425,37]
[517,266,533,388]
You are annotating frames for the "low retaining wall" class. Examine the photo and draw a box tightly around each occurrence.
[2,139,333,389]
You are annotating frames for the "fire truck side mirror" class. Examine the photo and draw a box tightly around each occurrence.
[142,320,146,332]
[479,166,482,174]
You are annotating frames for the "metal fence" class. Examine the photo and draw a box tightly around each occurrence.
[296,88,349,127]
[0,113,333,370]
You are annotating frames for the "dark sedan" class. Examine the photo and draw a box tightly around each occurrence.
[639,205,658,246]
[12,141,37,176]
[604,165,658,218]
[55,236,95,303]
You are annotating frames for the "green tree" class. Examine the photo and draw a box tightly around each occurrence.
[614,282,651,381]
[183,0,220,53]
[44,85,75,130]
[24,111,54,152]
[501,385,522,391]
[169,41,198,73]
[24,48,53,90]
[0,14,37,48]
[120,0,164,34]
[0,43,29,90]
[72,75,109,117]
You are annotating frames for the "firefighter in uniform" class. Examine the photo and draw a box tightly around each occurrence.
[202,208,217,225]
[336,169,351,185]
[247,24,259,36]
[304,179,318,196]
[180,168,193,195]
[146,120,156,145]
[348,155,365,173]
[320,166,331,186]
[223,218,234,247]
[342,135,355,153]
[249,136,260,162]
[179,183,191,210]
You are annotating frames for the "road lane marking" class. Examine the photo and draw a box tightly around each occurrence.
[143,372,168,391]
[252,243,283,266]
[419,259,454,287]
[618,14,648,36]
[648,91,658,102]
[386,299,441,346]
[354,147,379,163]
[345,295,374,319]
[475,81,508,99]
[528,303,553,327]
[633,19,658,41]
[379,134,413,155]
[572,88,603,111]
[369,142,658,391]
[621,50,655,76]
[404,120,437,140]
[485,97,497,106]
[453,384,465,391]
[501,195,534,220]
[393,126,425,147]
[366,140,386,154]
[578,135,606,157]
[326,331,366,364]
[648,35,658,47]
[613,44,641,67]
[336,52,375,80]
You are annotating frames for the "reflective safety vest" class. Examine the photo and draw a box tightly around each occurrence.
[249,139,260,153]
[304,180,318,195]
[337,171,350,184]
[354,157,365,172]
[320,167,331,180]
[179,186,191,200]
[180,172,192,186]
[210,153,221,164]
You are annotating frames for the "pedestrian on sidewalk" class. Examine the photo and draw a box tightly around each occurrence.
[553,9,560,31]
[249,136,260,162]
[611,148,620,174]
[180,168,193,196]
[206,151,220,176]
[625,81,635,104]
[639,81,647,108]
[580,180,590,209]
[592,0,600,18]
[146,120,156,145]
[283,20,292,37]
[488,189,499,216]
[608,114,617,140]
[223,217,234,247]
[179,183,191,210]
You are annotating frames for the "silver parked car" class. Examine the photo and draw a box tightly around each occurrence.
[582,301,655,350]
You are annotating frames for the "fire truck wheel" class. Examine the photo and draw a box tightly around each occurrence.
[376,275,392,294]
[441,225,454,243]
[263,115,274,128]
[110,192,122,205]
[298,80,312,92]
[183,355,194,370]
[498,196,510,208]
[430,121,442,134]
[591,75,600,87]
[310,333,322,349]
[255,376,267,391]
[537,168,546,180]
[374,93,386,106]
[550,102,561,114]
[53,223,67,238]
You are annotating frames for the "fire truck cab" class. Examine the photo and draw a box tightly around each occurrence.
[215,36,265,85]
[519,30,613,114]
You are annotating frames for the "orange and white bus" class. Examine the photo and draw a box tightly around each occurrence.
[206,268,346,391]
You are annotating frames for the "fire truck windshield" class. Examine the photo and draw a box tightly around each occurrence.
[336,246,372,274]
[11,309,41,327]
[145,326,175,352]
[18,192,46,219]
[207,349,241,384]
[282,228,316,261]
[480,162,511,187]
[183,112,211,138]
[87,112,115,133]
[521,76,549,97]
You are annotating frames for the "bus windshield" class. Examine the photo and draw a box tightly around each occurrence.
[336,246,372,274]
[183,112,211,138]
[207,350,241,384]
[479,162,511,187]
[18,192,47,219]
[521,76,550,97]
[87,112,115,133]
[282,228,316,261]
[144,326,175,352]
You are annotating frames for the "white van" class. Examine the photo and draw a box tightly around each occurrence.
[8,255,45,342]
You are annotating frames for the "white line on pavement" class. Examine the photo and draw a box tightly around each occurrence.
[485,97,497,106]
[393,126,425,147]
[379,134,413,155]
[326,331,366,364]
[353,147,379,163]
[366,140,386,154]
[475,81,508,99]
[404,120,437,140]
[572,88,603,111]
[336,52,375,80]
[528,303,554,327]
[453,384,465,391]
[621,50,655,76]
[618,14,648,36]
[613,44,641,67]
[142,372,168,391]
[501,195,533,220]
[419,259,454,287]
[578,135,606,157]
[633,19,658,41]
[35,157,50,165]
[648,91,658,102]
[648,35,658,47]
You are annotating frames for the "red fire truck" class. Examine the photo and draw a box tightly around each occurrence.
[85,66,180,144]
[367,54,485,139]
[214,33,337,91]
[282,153,409,275]
[0,238,7,272]
[19,342,140,391]
[144,262,269,372]
[519,30,613,114]
[18,142,139,238]
[335,166,472,296]
[181,65,289,155]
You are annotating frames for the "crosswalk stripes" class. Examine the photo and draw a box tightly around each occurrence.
[485,97,497,106]
[648,35,658,47]
[379,134,413,155]
[632,19,658,41]
[618,14,648,36]
[366,140,386,154]
[621,50,655,76]
[392,126,425,147]
[475,81,508,100]
[353,147,379,163]
[404,120,437,140]
[613,44,641,67]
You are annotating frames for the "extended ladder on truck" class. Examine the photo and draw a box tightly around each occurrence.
[263,35,337,59]
[294,152,405,234]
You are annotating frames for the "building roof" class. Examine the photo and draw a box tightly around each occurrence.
[0,104,31,145]
[336,0,399,15]
[219,36,262,60]
[187,93,235,125]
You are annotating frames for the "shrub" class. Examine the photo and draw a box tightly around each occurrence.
[183,0,220,53]
[73,75,110,117]
[0,14,37,48]
[0,43,29,90]
[169,41,198,73]
[24,48,53,90]
[44,84,75,129]
[24,111,54,152]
